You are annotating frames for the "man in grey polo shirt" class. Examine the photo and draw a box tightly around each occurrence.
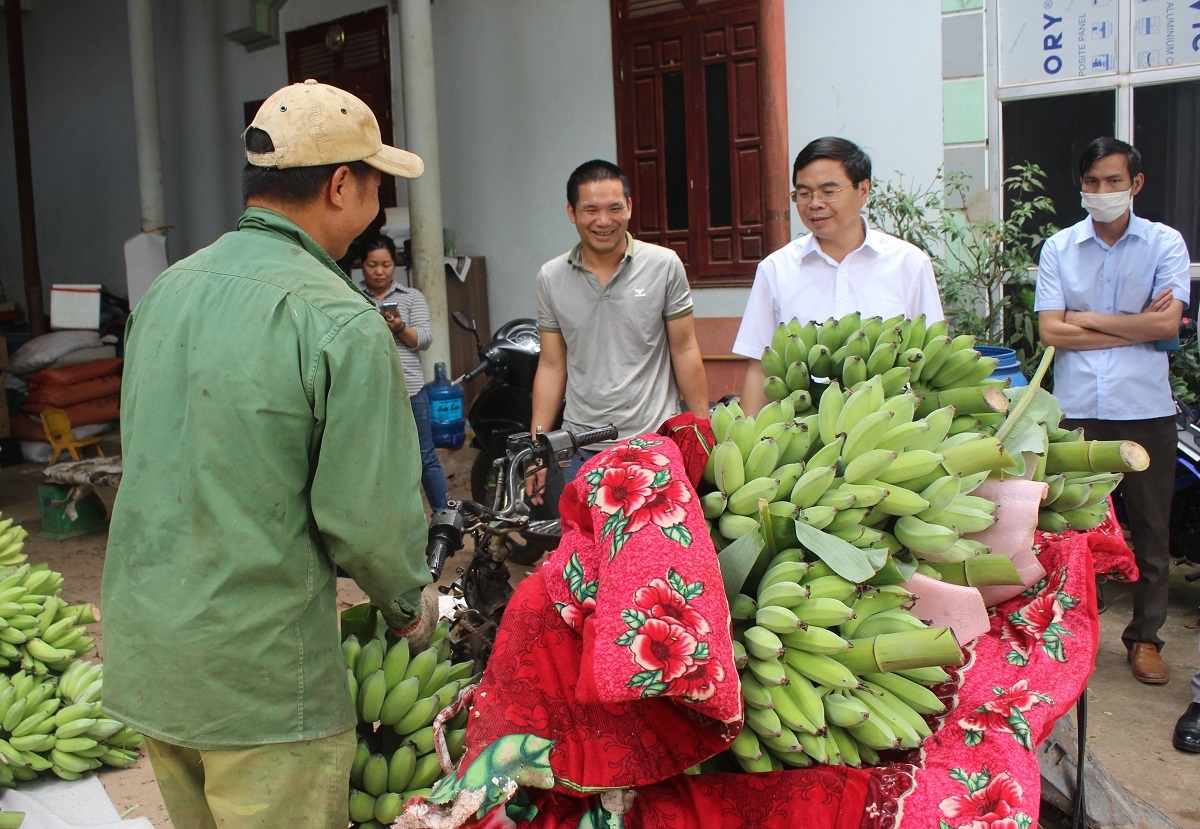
[528,159,709,497]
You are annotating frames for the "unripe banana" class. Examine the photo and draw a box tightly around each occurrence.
[782,332,806,367]
[871,482,931,516]
[894,515,961,557]
[746,655,789,687]
[862,680,933,738]
[817,380,845,445]
[917,474,963,520]
[718,512,760,540]
[354,637,385,684]
[713,439,747,497]
[823,690,872,728]
[1038,509,1072,533]
[755,606,804,634]
[866,341,899,376]
[779,624,852,655]
[401,644,440,688]
[861,671,946,715]
[729,593,759,621]
[796,505,840,530]
[758,561,809,591]
[348,790,378,824]
[391,694,438,736]
[724,472,782,513]
[930,349,982,389]
[782,648,858,689]
[842,449,898,485]
[755,401,790,438]
[740,673,776,710]
[836,483,889,508]
[779,665,827,731]
[700,490,729,519]
[880,365,914,397]
[791,597,856,628]
[760,346,787,382]
[841,704,899,751]
[387,742,417,793]
[926,504,997,534]
[841,410,896,463]
[418,659,452,699]
[374,792,406,824]
[801,574,858,603]
[767,683,821,735]
[851,608,928,638]
[380,637,411,691]
[744,705,784,740]
[876,449,945,484]
[358,669,388,723]
[378,675,422,727]
[789,464,837,509]
[729,725,765,762]
[743,439,781,483]
[841,355,868,389]
[850,688,921,749]
[771,462,805,497]
[742,625,788,659]
[757,580,811,608]
[710,401,737,444]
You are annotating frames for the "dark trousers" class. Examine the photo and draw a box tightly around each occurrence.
[1063,416,1176,650]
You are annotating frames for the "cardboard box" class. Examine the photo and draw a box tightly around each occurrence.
[50,284,102,330]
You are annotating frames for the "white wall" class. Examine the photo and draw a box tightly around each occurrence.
[0,0,944,333]
[431,0,616,329]
[0,3,142,310]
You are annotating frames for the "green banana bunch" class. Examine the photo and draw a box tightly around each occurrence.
[0,516,31,569]
[340,626,477,820]
[0,661,145,783]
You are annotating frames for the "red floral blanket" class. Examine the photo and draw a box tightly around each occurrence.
[397,420,1125,829]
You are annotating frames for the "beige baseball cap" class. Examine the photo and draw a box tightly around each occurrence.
[245,79,423,179]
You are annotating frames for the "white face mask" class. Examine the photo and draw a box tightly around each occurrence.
[1080,189,1132,223]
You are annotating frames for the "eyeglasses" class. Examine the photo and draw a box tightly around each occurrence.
[790,185,853,204]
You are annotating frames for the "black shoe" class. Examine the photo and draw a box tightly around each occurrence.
[1174,702,1200,753]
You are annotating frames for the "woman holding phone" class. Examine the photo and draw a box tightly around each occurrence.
[359,235,449,511]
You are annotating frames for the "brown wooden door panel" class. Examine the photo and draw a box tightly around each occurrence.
[613,0,765,285]
[285,6,395,245]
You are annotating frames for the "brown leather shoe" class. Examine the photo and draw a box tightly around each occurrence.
[1128,642,1169,685]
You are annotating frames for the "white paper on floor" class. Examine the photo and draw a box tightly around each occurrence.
[0,775,154,828]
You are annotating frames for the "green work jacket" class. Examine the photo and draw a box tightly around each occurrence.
[101,208,430,750]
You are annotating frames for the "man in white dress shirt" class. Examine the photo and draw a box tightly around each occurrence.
[733,137,943,414]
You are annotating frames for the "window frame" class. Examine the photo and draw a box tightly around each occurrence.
[986,0,1200,271]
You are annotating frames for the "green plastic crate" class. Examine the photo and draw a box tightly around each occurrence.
[38,484,108,540]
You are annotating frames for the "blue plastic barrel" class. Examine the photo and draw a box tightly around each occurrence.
[427,362,465,448]
[974,345,1027,387]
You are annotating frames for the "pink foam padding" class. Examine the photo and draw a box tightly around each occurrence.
[968,478,1049,607]
[902,572,991,645]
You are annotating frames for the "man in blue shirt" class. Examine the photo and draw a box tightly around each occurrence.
[1036,137,1191,686]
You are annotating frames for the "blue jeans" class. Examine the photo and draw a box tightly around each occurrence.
[562,448,600,488]
[410,388,449,511]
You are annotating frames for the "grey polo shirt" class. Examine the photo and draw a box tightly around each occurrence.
[536,233,694,448]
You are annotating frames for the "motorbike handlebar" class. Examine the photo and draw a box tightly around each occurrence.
[424,506,465,579]
[458,359,490,385]
[426,537,453,581]
[571,424,618,450]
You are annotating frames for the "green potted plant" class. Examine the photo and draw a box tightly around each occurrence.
[866,163,1057,378]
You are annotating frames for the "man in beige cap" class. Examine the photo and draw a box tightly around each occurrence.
[101,80,435,828]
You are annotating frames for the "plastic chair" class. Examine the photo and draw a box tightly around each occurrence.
[39,409,105,465]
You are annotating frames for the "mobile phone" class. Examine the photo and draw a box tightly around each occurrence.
[381,302,399,316]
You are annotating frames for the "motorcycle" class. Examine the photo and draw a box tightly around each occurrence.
[450,311,564,514]
[424,423,617,671]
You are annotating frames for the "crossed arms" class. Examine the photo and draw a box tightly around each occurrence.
[1039,288,1183,351]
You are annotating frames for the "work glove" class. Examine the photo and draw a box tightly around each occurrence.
[392,584,439,653]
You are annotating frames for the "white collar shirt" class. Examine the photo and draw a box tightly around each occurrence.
[1035,212,1191,420]
[733,219,943,359]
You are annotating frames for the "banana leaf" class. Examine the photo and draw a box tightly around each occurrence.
[793,520,883,583]
[716,524,765,601]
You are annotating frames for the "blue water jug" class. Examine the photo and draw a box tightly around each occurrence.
[974,346,1027,387]
[427,362,465,449]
